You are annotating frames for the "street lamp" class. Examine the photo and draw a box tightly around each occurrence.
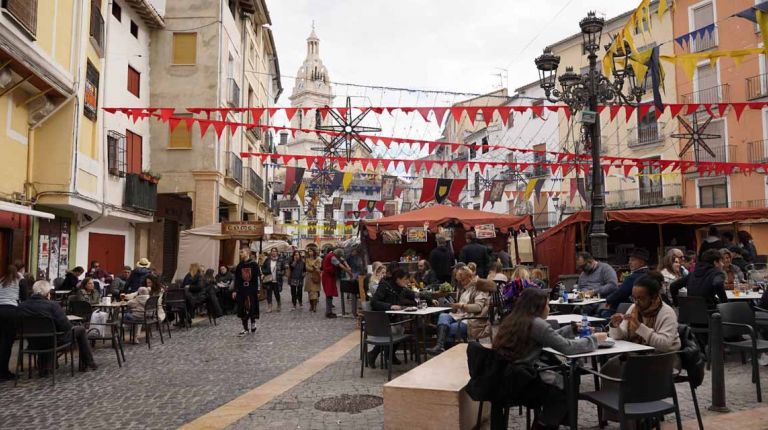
[534,11,647,260]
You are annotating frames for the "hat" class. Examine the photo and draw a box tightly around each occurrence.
[629,248,650,262]
[136,258,151,268]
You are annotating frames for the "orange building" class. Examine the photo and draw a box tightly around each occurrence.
[673,0,767,209]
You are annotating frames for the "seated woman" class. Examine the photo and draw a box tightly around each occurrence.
[487,261,508,283]
[124,287,150,322]
[144,275,166,323]
[368,268,417,367]
[366,262,386,297]
[500,266,540,314]
[719,248,745,290]
[72,276,101,305]
[493,288,606,429]
[427,267,496,355]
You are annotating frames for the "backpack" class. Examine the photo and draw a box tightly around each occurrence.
[87,310,109,339]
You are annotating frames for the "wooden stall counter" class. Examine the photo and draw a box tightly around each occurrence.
[383,343,486,430]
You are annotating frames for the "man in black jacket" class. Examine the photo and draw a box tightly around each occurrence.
[459,232,490,278]
[234,246,261,336]
[61,267,84,291]
[429,236,455,283]
[123,258,151,294]
[18,280,97,374]
[687,249,728,309]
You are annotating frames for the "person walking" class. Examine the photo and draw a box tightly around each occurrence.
[261,248,285,313]
[321,248,352,318]
[287,251,305,310]
[459,232,491,278]
[0,264,21,381]
[234,246,261,336]
[304,247,322,312]
[429,236,455,283]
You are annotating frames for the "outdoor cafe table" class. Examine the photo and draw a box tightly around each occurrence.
[726,290,764,301]
[66,315,84,323]
[549,298,606,314]
[544,340,655,430]
[92,302,129,321]
[386,307,451,363]
[547,314,606,326]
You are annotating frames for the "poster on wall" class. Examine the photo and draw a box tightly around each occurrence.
[332,197,343,210]
[475,224,497,239]
[38,235,50,278]
[324,204,334,220]
[438,227,454,241]
[381,176,396,200]
[58,220,70,278]
[489,180,506,203]
[406,227,428,243]
[381,230,402,244]
[48,236,60,280]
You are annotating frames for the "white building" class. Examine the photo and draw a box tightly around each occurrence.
[74,0,164,273]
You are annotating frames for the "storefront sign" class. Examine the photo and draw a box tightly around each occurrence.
[475,224,497,239]
[221,221,264,238]
[382,230,402,244]
[407,227,427,243]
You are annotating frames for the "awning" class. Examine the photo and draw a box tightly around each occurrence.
[0,201,55,219]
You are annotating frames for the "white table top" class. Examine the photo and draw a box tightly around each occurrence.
[547,314,606,325]
[66,315,83,321]
[549,298,606,306]
[386,306,452,316]
[726,290,764,300]
[54,290,72,295]
[544,339,654,359]
[93,302,129,308]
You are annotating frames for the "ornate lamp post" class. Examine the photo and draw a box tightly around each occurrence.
[534,11,646,259]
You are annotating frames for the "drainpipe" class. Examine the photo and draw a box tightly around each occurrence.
[239,12,247,222]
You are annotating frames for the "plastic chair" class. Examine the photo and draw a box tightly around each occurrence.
[717,302,768,402]
[581,352,683,429]
[15,316,74,386]
[678,296,712,364]
[360,311,414,381]
[122,296,165,349]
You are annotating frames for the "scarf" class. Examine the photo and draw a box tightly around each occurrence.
[628,295,663,345]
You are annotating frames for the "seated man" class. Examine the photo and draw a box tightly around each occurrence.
[575,252,618,297]
[428,267,495,355]
[18,280,97,374]
[601,248,650,317]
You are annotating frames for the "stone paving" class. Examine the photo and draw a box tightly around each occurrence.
[233,342,768,430]
[0,291,356,430]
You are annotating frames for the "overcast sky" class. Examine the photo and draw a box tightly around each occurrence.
[266,0,641,160]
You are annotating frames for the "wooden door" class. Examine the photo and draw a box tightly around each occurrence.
[88,233,125,276]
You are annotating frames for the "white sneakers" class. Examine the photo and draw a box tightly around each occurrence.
[759,353,768,367]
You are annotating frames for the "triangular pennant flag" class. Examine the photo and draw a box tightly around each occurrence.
[686,104,699,115]
[602,164,611,176]
[296,182,306,205]
[480,107,497,124]
[168,117,181,132]
[432,107,449,128]
[198,119,212,137]
[342,172,354,192]
[623,164,634,177]
[464,107,481,126]
[624,105,636,122]
[284,107,298,122]
[159,108,175,122]
[419,178,438,203]
[530,105,544,118]
[211,121,227,139]
[415,107,431,122]
[732,103,748,121]
[450,107,464,124]
[336,107,348,118]
[610,105,622,121]
[668,104,684,118]
[497,107,513,127]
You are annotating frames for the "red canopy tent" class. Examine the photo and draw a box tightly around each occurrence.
[362,206,534,263]
[535,207,768,283]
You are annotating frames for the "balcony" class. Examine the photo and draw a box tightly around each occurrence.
[226,78,240,107]
[124,173,157,212]
[89,1,104,55]
[227,153,243,184]
[748,139,768,163]
[746,73,768,100]
[691,27,717,52]
[604,183,682,209]
[680,84,729,105]
[246,126,262,143]
[732,199,768,208]
[248,170,264,199]
[681,144,735,165]
[628,122,666,148]
[525,164,550,178]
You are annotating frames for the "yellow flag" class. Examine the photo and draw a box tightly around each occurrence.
[524,178,538,201]
[758,10,768,54]
[297,182,306,205]
[658,0,668,19]
[342,172,353,192]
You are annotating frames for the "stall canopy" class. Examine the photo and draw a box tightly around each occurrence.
[363,205,533,240]
[536,207,768,283]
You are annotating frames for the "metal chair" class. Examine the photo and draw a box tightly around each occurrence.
[164,288,189,329]
[717,302,768,402]
[580,352,683,430]
[73,301,124,367]
[677,296,712,364]
[67,300,93,323]
[122,296,165,349]
[360,311,414,381]
[15,316,74,387]
[675,324,705,430]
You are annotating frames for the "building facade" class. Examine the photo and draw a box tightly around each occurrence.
[148,0,281,276]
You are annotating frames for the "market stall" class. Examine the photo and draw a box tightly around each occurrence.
[536,207,768,284]
[361,205,534,266]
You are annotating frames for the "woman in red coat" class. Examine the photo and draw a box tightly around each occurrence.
[321,249,352,318]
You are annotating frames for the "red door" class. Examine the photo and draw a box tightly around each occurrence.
[88,233,126,276]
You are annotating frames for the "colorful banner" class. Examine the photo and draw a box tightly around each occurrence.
[407,227,428,243]
[475,224,496,239]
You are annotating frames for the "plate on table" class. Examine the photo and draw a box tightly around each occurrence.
[598,338,615,349]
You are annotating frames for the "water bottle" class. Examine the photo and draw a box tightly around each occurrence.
[580,313,591,338]
[561,289,568,303]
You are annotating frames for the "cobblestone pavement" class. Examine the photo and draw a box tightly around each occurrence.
[232,345,768,430]
[0,291,356,430]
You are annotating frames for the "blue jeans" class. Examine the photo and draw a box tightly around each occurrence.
[437,313,467,341]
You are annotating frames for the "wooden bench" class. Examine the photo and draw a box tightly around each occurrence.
[383,343,487,430]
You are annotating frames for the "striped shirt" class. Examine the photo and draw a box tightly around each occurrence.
[0,277,20,306]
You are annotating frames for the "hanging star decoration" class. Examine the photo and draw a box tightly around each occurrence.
[315,96,381,161]
[672,113,721,165]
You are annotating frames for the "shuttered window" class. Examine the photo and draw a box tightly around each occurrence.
[127,66,140,97]
[169,113,193,149]
[2,0,37,36]
[125,130,142,174]
[172,33,197,65]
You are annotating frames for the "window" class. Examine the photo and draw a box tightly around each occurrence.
[228,0,237,18]
[531,99,544,119]
[639,157,662,206]
[634,106,660,145]
[89,0,104,53]
[699,179,728,208]
[469,143,477,159]
[172,33,197,65]
[2,0,38,37]
[127,66,140,97]
[125,130,142,174]
[111,1,121,21]
[283,210,293,223]
[691,2,716,52]
[474,172,480,198]
[83,61,99,121]
[169,113,193,148]
[481,137,489,154]
[130,20,138,38]
[107,130,126,177]
[532,143,549,177]
[694,63,719,104]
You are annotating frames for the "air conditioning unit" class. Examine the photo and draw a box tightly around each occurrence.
[29,95,56,124]
[0,68,12,89]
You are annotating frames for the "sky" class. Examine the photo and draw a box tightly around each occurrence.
[266,0,642,160]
